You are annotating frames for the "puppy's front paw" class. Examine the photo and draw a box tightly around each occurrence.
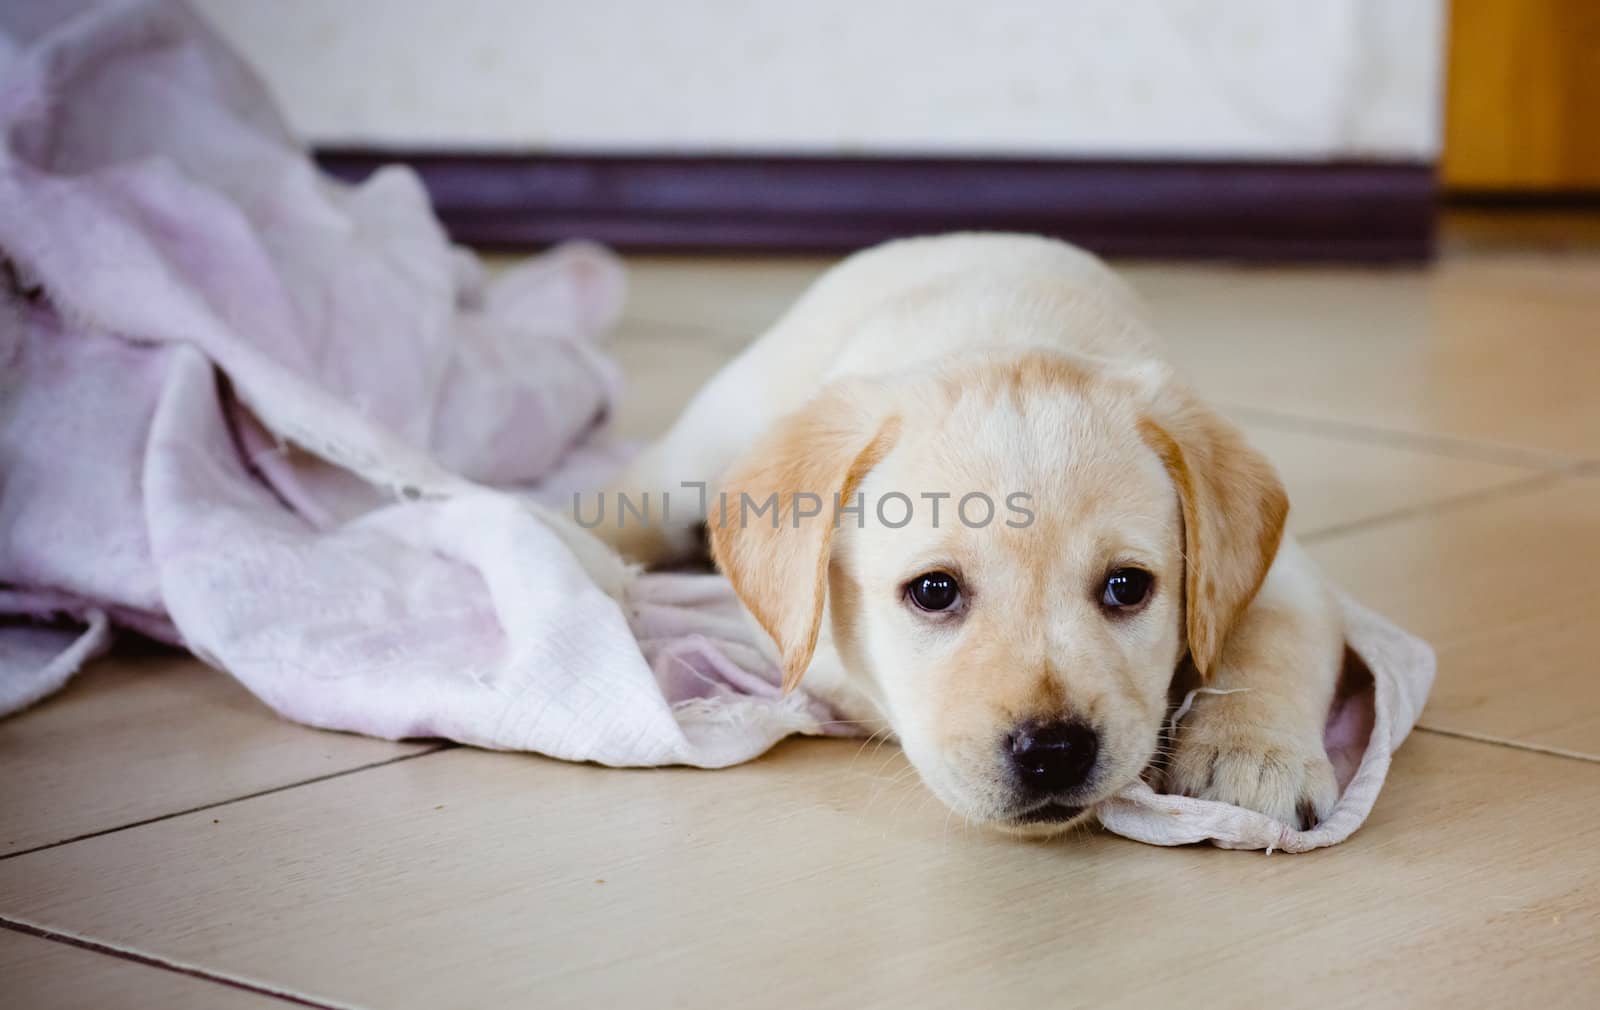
[1166,713,1338,831]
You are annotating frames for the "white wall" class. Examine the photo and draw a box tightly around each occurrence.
[195,0,1443,160]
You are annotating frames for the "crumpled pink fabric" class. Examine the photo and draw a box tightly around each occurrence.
[0,0,1433,848]
[0,0,829,768]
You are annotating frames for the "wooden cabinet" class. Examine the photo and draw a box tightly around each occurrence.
[1444,0,1600,191]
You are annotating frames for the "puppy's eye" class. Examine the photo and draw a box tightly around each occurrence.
[1101,568,1153,610]
[907,571,962,612]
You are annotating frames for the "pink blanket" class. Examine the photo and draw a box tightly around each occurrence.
[0,0,828,767]
[0,0,1432,850]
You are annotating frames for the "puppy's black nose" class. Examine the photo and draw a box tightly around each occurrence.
[1009,720,1098,795]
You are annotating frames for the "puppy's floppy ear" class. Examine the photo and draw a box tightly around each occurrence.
[710,381,900,694]
[1137,379,1288,678]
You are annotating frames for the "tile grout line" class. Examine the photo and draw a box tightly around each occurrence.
[0,917,357,1009]
[1221,401,1581,472]
[1,744,456,862]
[1413,725,1600,765]
[1299,471,1565,545]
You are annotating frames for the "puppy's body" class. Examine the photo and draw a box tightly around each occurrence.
[601,234,1343,833]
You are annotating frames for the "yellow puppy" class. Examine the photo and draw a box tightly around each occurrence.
[595,234,1342,835]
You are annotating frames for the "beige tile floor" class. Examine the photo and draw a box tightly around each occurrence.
[4,233,1600,1008]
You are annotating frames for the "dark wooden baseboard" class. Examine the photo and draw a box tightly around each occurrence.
[318,150,1437,261]
[1445,189,1600,208]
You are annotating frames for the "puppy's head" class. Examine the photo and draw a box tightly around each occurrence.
[711,352,1286,835]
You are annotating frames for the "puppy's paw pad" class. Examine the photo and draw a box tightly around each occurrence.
[1166,734,1338,830]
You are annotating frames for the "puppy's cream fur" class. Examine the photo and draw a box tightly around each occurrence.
[597,234,1343,834]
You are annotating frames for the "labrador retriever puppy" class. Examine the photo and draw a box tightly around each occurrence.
[593,233,1342,835]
